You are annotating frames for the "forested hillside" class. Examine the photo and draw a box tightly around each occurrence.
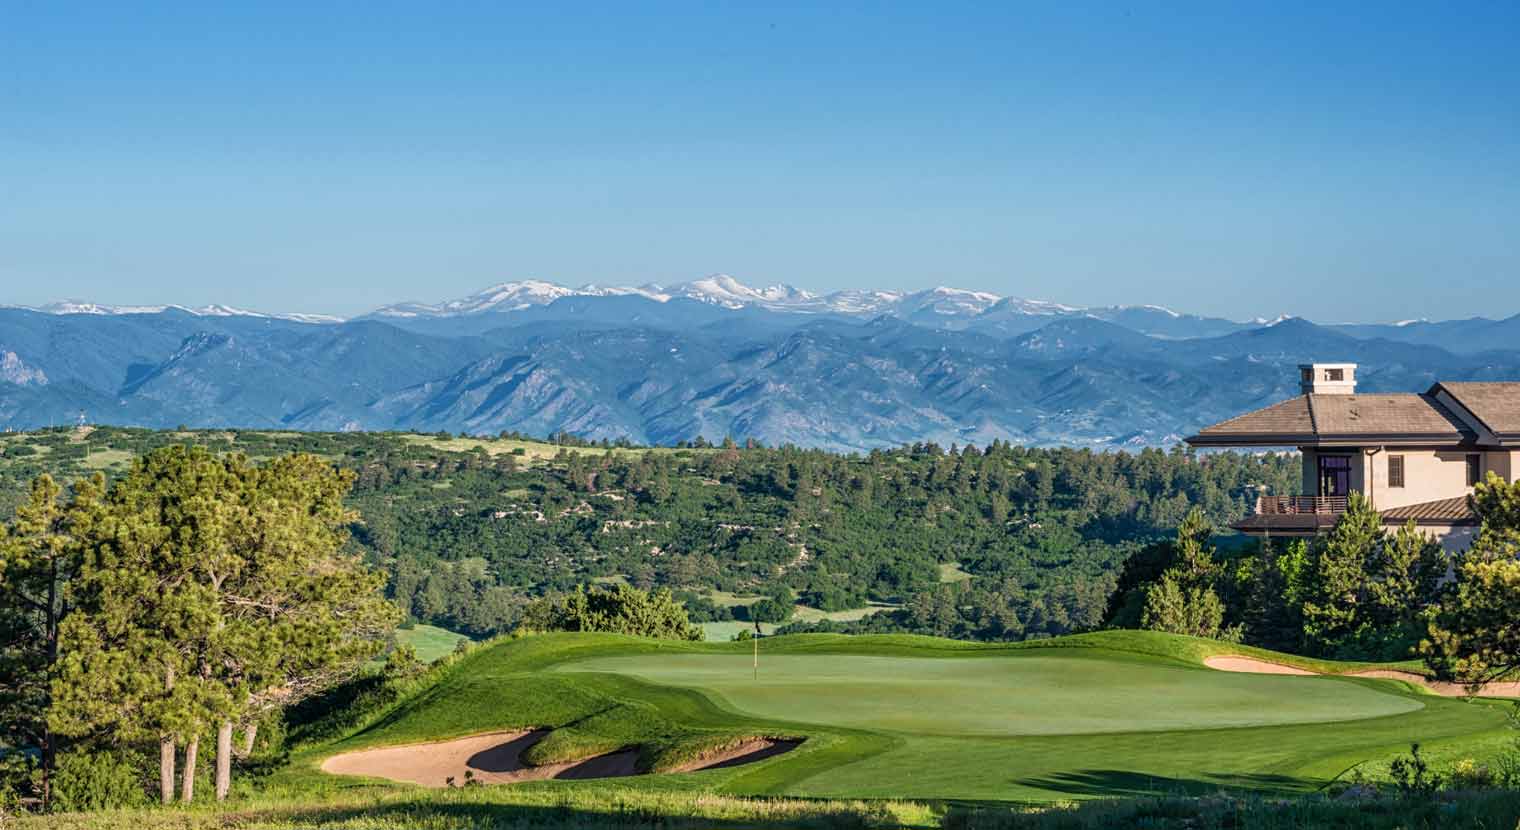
[0,426,1299,641]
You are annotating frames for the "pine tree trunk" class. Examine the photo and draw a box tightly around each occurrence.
[240,723,258,757]
[215,722,233,801]
[160,666,176,804]
[41,557,60,811]
[159,736,176,804]
[181,735,199,802]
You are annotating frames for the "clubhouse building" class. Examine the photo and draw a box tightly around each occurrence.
[1186,364,1520,550]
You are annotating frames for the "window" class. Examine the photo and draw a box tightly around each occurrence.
[1467,454,1483,487]
[1388,455,1404,488]
[1325,368,1344,382]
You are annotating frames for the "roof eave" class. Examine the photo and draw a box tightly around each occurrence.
[1188,432,1476,448]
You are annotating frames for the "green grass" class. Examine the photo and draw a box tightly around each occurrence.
[938,561,974,583]
[561,651,1421,735]
[700,620,777,640]
[394,624,470,663]
[78,447,135,470]
[17,630,1520,829]
[271,630,1512,804]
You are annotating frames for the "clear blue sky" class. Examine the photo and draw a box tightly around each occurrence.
[2,2,1517,321]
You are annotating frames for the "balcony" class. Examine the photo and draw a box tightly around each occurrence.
[1233,494,1349,535]
[1254,495,1348,516]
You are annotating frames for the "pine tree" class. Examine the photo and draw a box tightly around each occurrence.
[1301,492,1383,656]
[1139,507,1230,639]
[1424,474,1520,691]
[0,474,102,809]
[52,447,397,803]
[1366,521,1444,657]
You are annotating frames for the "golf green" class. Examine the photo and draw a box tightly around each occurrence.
[317,633,1514,802]
[560,651,1422,736]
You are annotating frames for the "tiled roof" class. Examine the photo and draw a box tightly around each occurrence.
[1381,495,1477,524]
[1188,393,1474,446]
[1438,382,1520,436]
[1310,394,1473,436]
[1189,397,1315,441]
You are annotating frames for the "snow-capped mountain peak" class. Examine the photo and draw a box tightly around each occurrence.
[896,285,1005,317]
[665,274,816,309]
[21,300,344,324]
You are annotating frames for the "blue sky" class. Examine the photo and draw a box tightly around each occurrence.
[2,2,1517,321]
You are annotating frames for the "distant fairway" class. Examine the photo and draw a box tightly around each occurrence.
[561,651,1422,735]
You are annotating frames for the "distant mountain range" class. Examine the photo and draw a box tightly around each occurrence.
[4,276,1518,449]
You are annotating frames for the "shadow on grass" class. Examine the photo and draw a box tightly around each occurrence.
[248,796,887,830]
[1016,769,1317,799]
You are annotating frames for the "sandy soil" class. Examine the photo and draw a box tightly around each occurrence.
[321,730,801,787]
[1204,655,1520,698]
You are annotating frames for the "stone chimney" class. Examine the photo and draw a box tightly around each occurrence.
[1299,363,1357,395]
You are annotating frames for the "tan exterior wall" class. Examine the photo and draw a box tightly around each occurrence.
[1366,449,1476,510]
[1300,446,1488,509]
[1490,450,1517,483]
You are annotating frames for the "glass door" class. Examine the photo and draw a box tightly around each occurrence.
[1317,455,1352,497]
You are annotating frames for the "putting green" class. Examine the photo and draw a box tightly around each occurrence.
[560,651,1422,735]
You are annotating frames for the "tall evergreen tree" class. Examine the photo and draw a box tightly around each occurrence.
[1300,492,1384,656]
[1139,508,1230,639]
[0,474,102,809]
[1424,474,1520,690]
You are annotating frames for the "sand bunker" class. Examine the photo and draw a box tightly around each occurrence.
[1204,655,1520,698]
[321,730,799,787]
[1203,656,1315,676]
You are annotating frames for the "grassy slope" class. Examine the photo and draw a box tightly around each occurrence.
[275,630,1511,804]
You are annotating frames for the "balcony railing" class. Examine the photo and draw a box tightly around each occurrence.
[1255,495,1348,515]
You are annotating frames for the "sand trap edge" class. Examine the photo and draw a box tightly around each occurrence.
[1204,655,1520,698]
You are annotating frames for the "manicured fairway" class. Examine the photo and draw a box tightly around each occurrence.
[561,652,1422,735]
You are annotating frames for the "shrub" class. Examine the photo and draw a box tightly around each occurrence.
[1388,743,1440,799]
[51,750,147,812]
[1448,758,1493,789]
[520,584,702,641]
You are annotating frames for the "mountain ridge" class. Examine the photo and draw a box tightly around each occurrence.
[3,280,1517,449]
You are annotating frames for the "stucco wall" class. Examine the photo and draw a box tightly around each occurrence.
[1366,449,1477,511]
[1297,446,1509,506]
[1490,450,1517,483]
